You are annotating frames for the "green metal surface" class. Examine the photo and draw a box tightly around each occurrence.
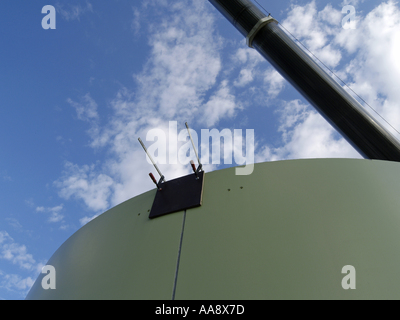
[26,189,185,300]
[176,159,400,299]
[27,159,400,299]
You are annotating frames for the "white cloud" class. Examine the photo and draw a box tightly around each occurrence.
[0,231,12,245]
[55,162,114,213]
[263,69,286,99]
[233,47,264,87]
[56,1,93,21]
[334,0,400,138]
[68,93,99,122]
[79,214,100,226]
[1,243,36,271]
[202,80,237,126]
[0,272,34,294]
[36,204,65,223]
[5,218,23,232]
[341,0,365,6]
[233,47,264,65]
[131,7,141,34]
[48,213,64,224]
[319,4,343,25]
[256,100,361,162]
[281,1,343,68]
[234,69,254,87]
[0,231,36,271]
[0,232,45,296]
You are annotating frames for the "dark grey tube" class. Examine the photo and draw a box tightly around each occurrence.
[209,0,400,161]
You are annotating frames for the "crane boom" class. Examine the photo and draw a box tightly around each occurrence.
[209,0,400,161]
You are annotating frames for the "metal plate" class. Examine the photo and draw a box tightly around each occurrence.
[149,171,205,219]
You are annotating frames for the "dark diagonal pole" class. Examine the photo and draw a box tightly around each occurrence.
[209,0,400,161]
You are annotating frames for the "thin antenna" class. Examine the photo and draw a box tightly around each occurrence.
[138,138,166,183]
[185,122,203,172]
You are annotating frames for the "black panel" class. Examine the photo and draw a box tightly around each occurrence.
[149,172,205,219]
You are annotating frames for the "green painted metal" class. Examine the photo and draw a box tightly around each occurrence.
[26,189,185,300]
[27,159,400,299]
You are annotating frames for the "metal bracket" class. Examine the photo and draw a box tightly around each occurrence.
[246,16,278,48]
[139,122,205,219]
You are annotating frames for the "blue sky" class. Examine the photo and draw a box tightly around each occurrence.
[1,0,400,299]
